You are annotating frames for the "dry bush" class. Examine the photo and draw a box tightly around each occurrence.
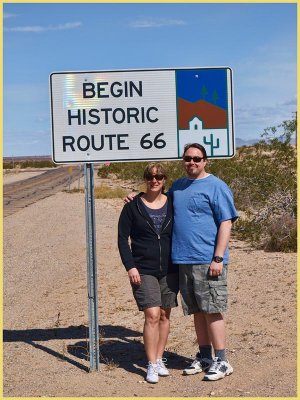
[263,214,297,252]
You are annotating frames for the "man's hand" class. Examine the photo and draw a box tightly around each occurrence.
[209,261,223,277]
[128,267,141,285]
[123,191,137,204]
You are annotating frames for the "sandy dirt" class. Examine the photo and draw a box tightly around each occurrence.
[3,173,297,397]
[3,169,49,184]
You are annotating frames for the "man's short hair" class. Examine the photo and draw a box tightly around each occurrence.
[183,143,208,159]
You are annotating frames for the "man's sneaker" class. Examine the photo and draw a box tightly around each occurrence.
[183,354,213,375]
[156,358,170,376]
[203,357,233,381]
[146,362,159,383]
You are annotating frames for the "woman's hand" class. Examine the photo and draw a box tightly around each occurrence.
[128,268,141,285]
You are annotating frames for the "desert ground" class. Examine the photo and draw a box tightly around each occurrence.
[3,170,297,397]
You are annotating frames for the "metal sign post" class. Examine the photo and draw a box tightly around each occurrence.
[84,163,99,371]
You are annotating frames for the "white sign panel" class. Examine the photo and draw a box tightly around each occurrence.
[50,67,234,164]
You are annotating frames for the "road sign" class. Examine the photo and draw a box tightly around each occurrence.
[50,67,234,164]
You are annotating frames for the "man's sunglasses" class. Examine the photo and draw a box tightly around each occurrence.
[145,174,165,181]
[183,156,205,163]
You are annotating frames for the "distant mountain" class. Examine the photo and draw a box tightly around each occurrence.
[235,136,296,148]
[178,98,227,129]
[235,137,260,147]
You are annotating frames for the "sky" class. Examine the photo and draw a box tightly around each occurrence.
[176,68,228,107]
[3,2,297,157]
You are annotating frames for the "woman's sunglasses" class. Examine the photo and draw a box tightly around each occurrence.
[145,174,165,181]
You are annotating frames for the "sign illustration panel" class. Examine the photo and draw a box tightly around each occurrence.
[176,68,233,157]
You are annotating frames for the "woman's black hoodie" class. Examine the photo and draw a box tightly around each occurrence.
[118,193,176,276]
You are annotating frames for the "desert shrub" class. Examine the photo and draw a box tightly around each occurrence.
[97,161,148,180]
[3,162,14,169]
[228,118,297,252]
[94,185,128,199]
[263,214,297,252]
[209,157,295,213]
[64,185,127,199]
[63,188,83,194]
[3,160,57,169]
[233,189,297,252]
[97,160,183,190]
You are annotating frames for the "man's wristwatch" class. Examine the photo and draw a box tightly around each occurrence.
[213,256,224,263]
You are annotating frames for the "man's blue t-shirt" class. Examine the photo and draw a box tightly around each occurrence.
[169,175,238,264]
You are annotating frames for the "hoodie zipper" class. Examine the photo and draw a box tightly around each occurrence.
[137,200,171,273]
[157,218,172,273]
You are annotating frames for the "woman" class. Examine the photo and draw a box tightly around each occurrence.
[118,162,179,384]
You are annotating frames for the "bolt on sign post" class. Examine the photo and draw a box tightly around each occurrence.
[49,66,235,371]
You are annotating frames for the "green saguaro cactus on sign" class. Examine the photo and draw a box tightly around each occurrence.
[203,133,220,156]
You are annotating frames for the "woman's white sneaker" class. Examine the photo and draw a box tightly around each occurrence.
[146,362,159,383]
[203,357,233,381]
[156,358,170,376]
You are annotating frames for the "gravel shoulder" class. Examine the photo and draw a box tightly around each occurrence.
[3,186,297,397]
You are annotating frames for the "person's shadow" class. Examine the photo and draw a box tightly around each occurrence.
[3,325,192,376]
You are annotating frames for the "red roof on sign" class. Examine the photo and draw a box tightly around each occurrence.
[178,98,228,129]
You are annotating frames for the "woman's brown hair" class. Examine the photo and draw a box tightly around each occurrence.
[143,162,167,192]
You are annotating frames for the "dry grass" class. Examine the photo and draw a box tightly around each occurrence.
[94,185,128,199]
[65,185,128,199]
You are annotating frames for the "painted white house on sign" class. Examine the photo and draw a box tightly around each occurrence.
[179,117,229,157]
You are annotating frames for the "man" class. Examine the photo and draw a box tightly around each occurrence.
[126,142,238,381]
[169,143,238,381]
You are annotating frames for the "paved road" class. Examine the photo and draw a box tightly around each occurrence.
[3,166,84,217]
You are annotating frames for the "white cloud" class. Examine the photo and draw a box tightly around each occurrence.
[282,97,297,106]
[235,98,296,132]
[35,116,49,123]
[235,37,296,105]
[4,13,18,19]
[129,18,186,28]
[4,21,82,33]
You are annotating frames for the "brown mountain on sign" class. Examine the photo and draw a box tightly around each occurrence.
[178,98,227,129]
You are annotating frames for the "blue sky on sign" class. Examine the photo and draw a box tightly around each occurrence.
[176,68,228,109]
[3,2,297,157]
